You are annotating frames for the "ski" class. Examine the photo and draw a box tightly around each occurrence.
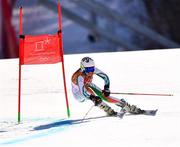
[84,109,158,121]
[116,111,126,119]
[142,109,158,116]
[116,109,158,118]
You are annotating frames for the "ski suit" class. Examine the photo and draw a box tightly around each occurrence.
[71,67,125,107]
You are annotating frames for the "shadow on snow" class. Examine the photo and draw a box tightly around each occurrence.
[33,115,107,131]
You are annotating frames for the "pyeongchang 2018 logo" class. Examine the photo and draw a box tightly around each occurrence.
[35,37,52,52]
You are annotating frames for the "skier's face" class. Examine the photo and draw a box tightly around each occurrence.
[84,72,94,83]
[85,72,93,77]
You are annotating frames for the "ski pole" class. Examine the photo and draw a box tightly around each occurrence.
[81,105,94,122]
[111,92,173,96]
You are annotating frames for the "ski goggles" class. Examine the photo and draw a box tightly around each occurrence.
[84,66,95,73]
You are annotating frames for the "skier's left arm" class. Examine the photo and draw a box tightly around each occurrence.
[94,68,111,97]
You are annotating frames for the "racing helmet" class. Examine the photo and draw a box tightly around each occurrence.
[80,57,95,73]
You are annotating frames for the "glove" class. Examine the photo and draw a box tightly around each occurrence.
[102,87,110,97]
[90,95,102,106]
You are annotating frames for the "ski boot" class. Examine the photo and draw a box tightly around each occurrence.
[90,95,117,116]
[122,103,144,114]
[117,99,144,114]
[98,102,117,116]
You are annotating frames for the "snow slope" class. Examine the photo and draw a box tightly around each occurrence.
[0,49,180,147]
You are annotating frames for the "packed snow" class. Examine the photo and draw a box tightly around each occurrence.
[0,49,180,147]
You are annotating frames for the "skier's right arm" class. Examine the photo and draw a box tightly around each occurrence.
[77,76,93,99]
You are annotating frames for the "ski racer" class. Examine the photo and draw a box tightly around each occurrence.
[71,57,145,116]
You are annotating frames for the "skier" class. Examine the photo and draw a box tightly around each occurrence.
[71,57,145,117]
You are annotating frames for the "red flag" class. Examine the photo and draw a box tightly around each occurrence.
[20,34,62,65]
